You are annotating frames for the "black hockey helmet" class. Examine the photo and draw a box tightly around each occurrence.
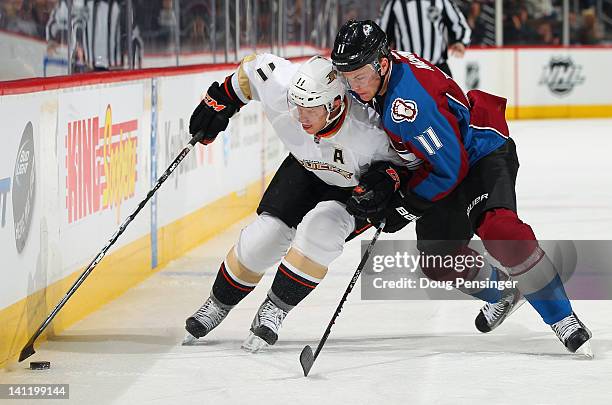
[331,20,390,73]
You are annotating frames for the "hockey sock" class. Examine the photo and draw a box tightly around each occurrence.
[523,273,572,325]
[269,251,327,310]
[478,209,572,325]
[211,248,264,307]
[454,246,506,303]
[469,265,504,303]
[509,247,572,324]
[421,246,503,303]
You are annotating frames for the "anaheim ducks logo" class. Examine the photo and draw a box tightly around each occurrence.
[391,98,418,123]
[297,158,353,180]
[326,70,337,84]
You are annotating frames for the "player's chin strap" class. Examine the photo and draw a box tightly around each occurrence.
[325,96,347,126]
[314,97,348,143]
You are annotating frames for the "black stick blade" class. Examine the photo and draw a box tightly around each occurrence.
[300,345,315,377]
[19,344,35,362]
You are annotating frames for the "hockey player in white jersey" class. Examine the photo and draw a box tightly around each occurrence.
[183,54,405,351]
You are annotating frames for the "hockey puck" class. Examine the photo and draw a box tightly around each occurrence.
[29,361,50,370]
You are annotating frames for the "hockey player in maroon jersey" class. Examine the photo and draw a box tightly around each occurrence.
[331,20,592,356]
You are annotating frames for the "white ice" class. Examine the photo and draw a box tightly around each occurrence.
[2,119,612,404]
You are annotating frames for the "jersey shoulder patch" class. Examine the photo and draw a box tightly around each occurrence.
[390,98,418,123]
[256,62,276,81]
[251,54,287,82]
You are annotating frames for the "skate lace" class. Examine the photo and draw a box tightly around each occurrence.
[552,315,581,341]
[259,300,287,332]
[481,291,515,324]
[194,299,229,330]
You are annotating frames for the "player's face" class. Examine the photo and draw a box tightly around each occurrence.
[295,105,329,134]
[341,64,381,102]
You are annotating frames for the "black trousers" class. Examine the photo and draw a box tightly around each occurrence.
[416,138,520,253]
[257,154,352,229]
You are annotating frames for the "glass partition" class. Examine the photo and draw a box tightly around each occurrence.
[1,0,611,81]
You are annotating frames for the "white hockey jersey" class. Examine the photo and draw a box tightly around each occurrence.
[229,53,403,188]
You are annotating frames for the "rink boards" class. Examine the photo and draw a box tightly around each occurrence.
[2,46,612,368]
[0,64,286,367]
[448,46,612,119]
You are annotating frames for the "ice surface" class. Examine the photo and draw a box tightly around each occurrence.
[2,119,611,404]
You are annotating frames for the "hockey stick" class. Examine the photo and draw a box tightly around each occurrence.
[300,220,385,377]
[19,133,205,362]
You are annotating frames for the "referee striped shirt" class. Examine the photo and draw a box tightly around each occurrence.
[378,0,471,66]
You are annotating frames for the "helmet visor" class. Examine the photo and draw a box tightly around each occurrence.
[287,94,330,131]
[338,64,380,102]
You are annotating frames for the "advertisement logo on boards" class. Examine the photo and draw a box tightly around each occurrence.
[12,121,36,253]
[65,104,139,224]
[466,62,480,90]
[222,128,231,167]
[539,57,585,96]
[163,117,215,187]
[231,111,260,150]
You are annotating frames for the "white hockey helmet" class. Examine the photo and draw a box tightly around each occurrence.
[288,55,346,126]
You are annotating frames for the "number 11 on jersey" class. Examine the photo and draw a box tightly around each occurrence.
[415,127,443,155]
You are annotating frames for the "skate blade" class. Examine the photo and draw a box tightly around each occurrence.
[241,333,270,353]
[575,341,594,359]
[181,332,200,346]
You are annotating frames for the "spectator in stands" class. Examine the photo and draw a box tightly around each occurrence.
[466,0,496,46]
[157,0,178,51]
[176,1,210,51]
[187,14,206,48]
[46,0,143,72]
[504,1,538,45]
[286,0,304,43]
[527,0,556,20]
[574,6,603,44]
[45,0,68,45]
[340,0,359,21]
[31,0,54,38]
[535,18,560,45]
[467,1,484,43]
[3,0,38,36]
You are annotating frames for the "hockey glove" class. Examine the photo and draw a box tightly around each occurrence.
[374,189,433,233]
[189,79,240,145]
[345,189,432,237]
[346,162,403,219]
[345,189,428,237]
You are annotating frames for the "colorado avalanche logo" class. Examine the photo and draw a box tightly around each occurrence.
[391,98,418,123]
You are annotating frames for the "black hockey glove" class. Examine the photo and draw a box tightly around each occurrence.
[346,162,403,219]
[345,187,433,237]
[189,79,240,145]
[372,189,433,233]
[345,189,428,238]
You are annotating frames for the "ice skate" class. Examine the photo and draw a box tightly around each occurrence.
[182,331,199,346]
[551,312,593,358]
[475,283,525,333]
[241,297,288,353]
[183,297,231,345]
